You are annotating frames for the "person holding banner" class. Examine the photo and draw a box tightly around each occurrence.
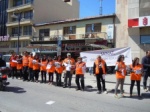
[10,52,17,79]
[16,55,23,79]
[32,54,40,83]
[47,57,55,85]
[114,55,126,98]
[93,55,107,94]
[75,57,86,91]
[40,55,48,83]
[63,53,75,88]
[28,53,34,82]
[130,57,143,98]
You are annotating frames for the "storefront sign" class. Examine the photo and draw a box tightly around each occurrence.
[139,16,150,27]
[0,36,10,41]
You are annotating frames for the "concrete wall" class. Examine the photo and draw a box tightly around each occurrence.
[34,0,79,23]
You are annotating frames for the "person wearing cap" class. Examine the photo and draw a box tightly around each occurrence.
[63,53,75,88]
[28,53,34,81]
[75,57,86,91]
[93,55,107,94]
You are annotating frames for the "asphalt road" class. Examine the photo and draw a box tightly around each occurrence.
[0,76,150,112]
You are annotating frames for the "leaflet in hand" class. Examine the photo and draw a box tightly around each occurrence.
[12,60,18,63]
[136,69,142,74]
[121,69,124,76]
[32,60,37,64]
[46,64,51,69]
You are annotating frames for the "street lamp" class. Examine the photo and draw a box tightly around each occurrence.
[11,9,22,55]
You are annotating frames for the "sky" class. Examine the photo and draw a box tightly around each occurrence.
[79,0,116,18]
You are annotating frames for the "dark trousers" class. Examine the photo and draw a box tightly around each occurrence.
[75,75,84,90]
[12,67,17,78]
[29,68,33,81]
[23,66,28,80]
[64,71,72,87]
[96,73,106,91]
[130,80,140,96]
[33,70,39,81]
[48,72,53,82]
[56,72,62,86]
[143,72,149,89]
[17,69,22,78]
[41,71,46,83]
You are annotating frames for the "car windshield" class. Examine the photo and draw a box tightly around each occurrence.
[2,56,10,62]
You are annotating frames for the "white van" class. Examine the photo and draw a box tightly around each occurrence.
[2,54,11,67]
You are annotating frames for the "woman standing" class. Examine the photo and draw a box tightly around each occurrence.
[16,55,23,79]
[47,57,55,85]
[114,55,126,98]
[130,57,142,98]
[40,55,48,83]
[32,54,40,83]
[55,56,63,86]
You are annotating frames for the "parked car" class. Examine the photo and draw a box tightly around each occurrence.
[2,54,11,67]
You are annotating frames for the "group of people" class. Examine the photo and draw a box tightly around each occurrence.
[7,50,150,98]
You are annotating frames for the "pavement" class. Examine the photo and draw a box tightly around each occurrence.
[0,73,150,112]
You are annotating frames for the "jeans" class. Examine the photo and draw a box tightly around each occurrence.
[115,78,124,94]
[48,72,53,82]
[56,72,62,86]
[130,80,140,96]
[64,71,72,87]
[41,71,46,83]
[143,72,150,89]
[12,67,17,78]
[23,66,28,80]
[17,69,23,78]
[33,70,39,81]
[29,68,33,81]
[96,73,106,91]
[75,75,84,90]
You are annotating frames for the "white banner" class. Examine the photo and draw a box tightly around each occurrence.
[80,47,132,67]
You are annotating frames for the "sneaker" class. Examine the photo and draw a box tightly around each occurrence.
[103,91,108,94]
[76,88,81,91]
[114,94,119,99]
[119,94,124,98]
[144,88,149,92]
[97,91,101,94]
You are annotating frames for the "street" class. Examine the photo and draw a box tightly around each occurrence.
[0,74,150,112]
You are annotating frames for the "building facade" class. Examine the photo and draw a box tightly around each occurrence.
[116,0,150,59]
[0,0,79,54]
[31,15,115,57]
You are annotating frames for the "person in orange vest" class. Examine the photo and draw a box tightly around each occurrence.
[75,57,86,91]
[130,57,143,98]
[32,54,40,83]
[63,53,75,88]
[47,56,55,85]
[93,55,107,94]
[16,55,23,79]
[40,55,48,83]
[28,53,33,81]
[55,55,63,86]
[114,55,127,98]
[10,52,17,79]
[22,51,29,81]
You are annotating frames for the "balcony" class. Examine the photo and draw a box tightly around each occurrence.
[7,3,33,13]
[6,19,33,27]
[10,34,32,41]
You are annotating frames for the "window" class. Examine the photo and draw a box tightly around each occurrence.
[63,26,76,35]
[22,41,29,47]
[25,0,33,4]
[23,26,32,35]
[64,0,70,2]
[24,10,33,19]
[86,23,101,33]
[11,41,21,48]
[140,35,150,44]
[12,27,22,36]
[13,0,23,7]
[39,29,50,37]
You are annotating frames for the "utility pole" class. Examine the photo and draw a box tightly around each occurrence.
[99,0,103,15]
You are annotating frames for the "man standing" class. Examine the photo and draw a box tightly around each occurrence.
[22,51,29,81]
[93,55,107,94]
[142,51,150,92]
[75,57,86,91]
[28,53,33,81]
[10,52,17,79]
[63,53,75,88]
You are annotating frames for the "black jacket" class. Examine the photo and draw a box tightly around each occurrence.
[93,61,107,74]
[0,59,6,67]
[141,56,150,72]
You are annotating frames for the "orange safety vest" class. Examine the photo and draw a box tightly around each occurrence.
[10,56,17,67]
[63,58,75,70]
[94,59,106,75]
[130,64,142,81]
[40,60,47,71]
[17,63,23,70]
[47,61,55,73]
[28,56,33,68]
[115,62,126,79]
[55,60,63,74]
[32,59,40,70]
[23,56,29,67]
[75,62,86,75]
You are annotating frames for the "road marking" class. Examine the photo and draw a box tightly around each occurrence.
[46,101,55,105]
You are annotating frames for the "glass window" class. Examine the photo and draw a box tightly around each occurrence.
[24,10,33,19]
[25,0,33,4]
[23,26,32,35]
[11,41,21,48]
[13,0,23,7]
[39,29,50,37]
[12,27,22,36]
[140,35,150,44]
[63,26,76,35]
[86,23,101,33]
[22,41,29,47]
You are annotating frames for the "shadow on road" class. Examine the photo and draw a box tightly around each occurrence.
[4,86,26,94]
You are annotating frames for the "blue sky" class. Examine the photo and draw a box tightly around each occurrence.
[79,0,115,18]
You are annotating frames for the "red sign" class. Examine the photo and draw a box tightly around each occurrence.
[143,17,148,26]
